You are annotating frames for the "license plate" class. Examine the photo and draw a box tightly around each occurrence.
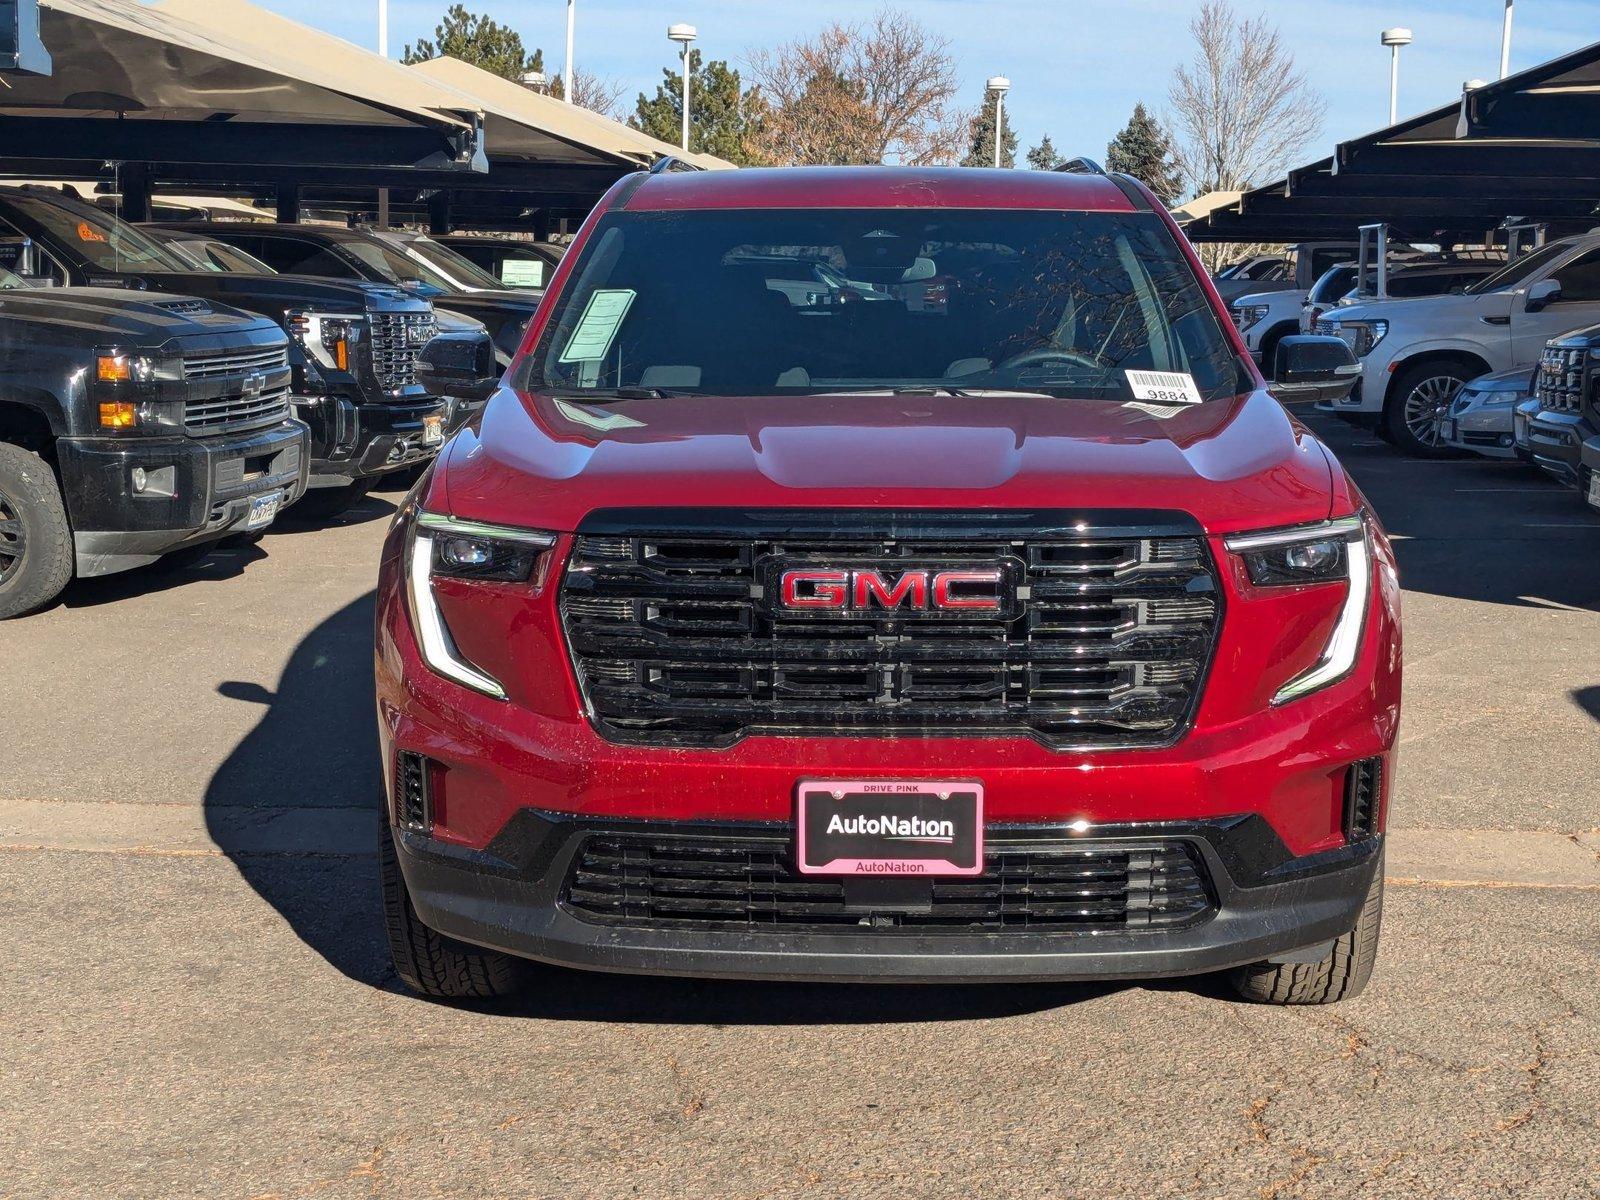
[422,415,444,445]
[245,490,282,530]
[1587,471,1600,510]
[796,780,983,876]
[1440,419,1457,441]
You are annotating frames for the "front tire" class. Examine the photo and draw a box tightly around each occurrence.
[0,441,73,620]
[1385,362,1471,457]
[1230,852,1384,1005]
[379,815,526,1000]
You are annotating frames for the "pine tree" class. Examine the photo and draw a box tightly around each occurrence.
[402,6,541,83]
[1026,134,1065,171]
[632,51,766,164]
[962,86,1017,168]
[1105,103,1183,203]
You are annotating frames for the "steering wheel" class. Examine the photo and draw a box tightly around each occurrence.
[995,347,1111,374]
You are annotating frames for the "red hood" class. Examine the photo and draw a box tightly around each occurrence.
[433,388,1335,536]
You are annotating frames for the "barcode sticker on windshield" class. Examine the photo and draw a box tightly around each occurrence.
[559,288,636,363]
[1125,370,1203,405]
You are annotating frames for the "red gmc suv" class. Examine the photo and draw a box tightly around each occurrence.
[374,165,1400,1005]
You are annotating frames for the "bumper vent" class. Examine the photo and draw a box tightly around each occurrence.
[561,833,1214,933]
[395,751,433,833]
[560,513,1221,750]
[1343,758,1383,842]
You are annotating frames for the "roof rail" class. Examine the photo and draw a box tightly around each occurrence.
[1055,158,1106,175]
[648,155,702,175]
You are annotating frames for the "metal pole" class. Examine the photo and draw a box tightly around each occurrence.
[681,42,692,151]
[1500,0,1513,79]
[993,91,1004,169]
[377,0,387,57]
[1389,45,1400,125]
[565,0,576,103]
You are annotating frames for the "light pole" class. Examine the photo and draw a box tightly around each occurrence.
[668,24,697,152]
[1381,28,1412,125]
[377,0,387,57]
[986,76,1010,169]
[1500,0,1514,79]
[565,0,575,103]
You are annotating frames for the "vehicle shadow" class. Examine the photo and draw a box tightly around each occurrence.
[1570,686,1600,725]
[60,537,271,609]
[203,593,1144,1023]
[1306,414,1600,612]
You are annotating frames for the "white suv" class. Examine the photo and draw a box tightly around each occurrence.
[1316,234,1600,455]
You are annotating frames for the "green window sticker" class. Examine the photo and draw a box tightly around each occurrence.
[558,288,636,363]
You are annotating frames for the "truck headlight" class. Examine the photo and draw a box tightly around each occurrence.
[1234,304,1270,332]
[1342,320,1388,358]
[1224,515,1370,704]
[404,510,557,699]
[288,311,364,374]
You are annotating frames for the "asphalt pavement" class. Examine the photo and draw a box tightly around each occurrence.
[2,418,1598,1199]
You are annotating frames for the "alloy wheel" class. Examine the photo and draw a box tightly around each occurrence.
[0,485,24,586]
[1403,375,1464,447]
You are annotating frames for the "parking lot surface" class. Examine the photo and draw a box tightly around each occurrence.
[3,419,1599,1199]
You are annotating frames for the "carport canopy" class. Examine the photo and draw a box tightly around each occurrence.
[1183,37,1600,245]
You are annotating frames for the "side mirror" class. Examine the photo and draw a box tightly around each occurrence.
[1268,335,1361,405]
[1525,278,1561,312]
[416,331,501,403]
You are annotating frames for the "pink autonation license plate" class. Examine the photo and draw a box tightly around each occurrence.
[795,780,984,876]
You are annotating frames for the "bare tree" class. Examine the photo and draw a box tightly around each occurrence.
[534,70,627,121]
[745,10,971,166]
[1166,1,1324,196]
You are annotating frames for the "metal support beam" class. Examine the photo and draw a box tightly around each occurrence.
[427,191,451,234]
[275,183,301,224]
[117,161,151,223]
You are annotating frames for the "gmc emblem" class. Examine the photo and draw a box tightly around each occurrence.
[778,567,1007,614]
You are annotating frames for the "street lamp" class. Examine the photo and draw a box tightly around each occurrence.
[565,0,576,104]
[1500,0,1514,79]
[377,0,387,57]
[1381,28,1412,125]
[986,76,1010,169]
[668,23,697,152]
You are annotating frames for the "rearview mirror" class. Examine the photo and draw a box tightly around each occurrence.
[416,331,501,403]
[1525,278,1561,312]
[1268,335,1361,406]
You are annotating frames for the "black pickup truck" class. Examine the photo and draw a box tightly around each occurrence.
[0,280,307,618]
[150,221,541,367]
[0,187,483,516]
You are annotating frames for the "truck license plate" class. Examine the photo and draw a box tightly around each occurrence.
[245,490,283,530]
[422,414,444,445]
[1587,471,1600,511]
[796,780,983,876]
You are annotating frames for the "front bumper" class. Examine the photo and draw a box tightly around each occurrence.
[1580,435,1600,511]
[1527,411,1590,487]
[58,419,308,577]
[1442,401,1520,459]
[294,392,448,486]
[395,812,1383,983]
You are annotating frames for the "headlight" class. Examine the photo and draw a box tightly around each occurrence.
[1346,320,1388,357]
[288,311,364,373]
[92,349,183,433]
[1224,515,1370,705]
[404,510,556,699]
[1234,304,1270,332]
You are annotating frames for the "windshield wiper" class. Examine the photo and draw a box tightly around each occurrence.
[546,386,699,401]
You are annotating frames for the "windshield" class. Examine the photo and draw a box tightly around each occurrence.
[1309,266,1357,305]
[524,209,1248,401]
[156,234,277,276]
[1465,240,1573,294]
[404,237,506,290]
[343,237,455,292]
[5,195,194,273]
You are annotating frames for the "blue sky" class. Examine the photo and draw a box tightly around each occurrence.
[263,0,1596,179]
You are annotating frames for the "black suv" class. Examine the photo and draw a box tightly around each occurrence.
[151,222,541,367]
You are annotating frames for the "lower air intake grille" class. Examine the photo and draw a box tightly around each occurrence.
[1343,758,1383,842]
[396,751,432,833]
[561,833,1214,932]
[560,511,1221,750]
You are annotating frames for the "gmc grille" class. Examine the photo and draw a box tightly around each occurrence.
[559,511,1221,750]
[367,311,436,391]
[561,832,1214,932]
[1536,344,1587,414]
